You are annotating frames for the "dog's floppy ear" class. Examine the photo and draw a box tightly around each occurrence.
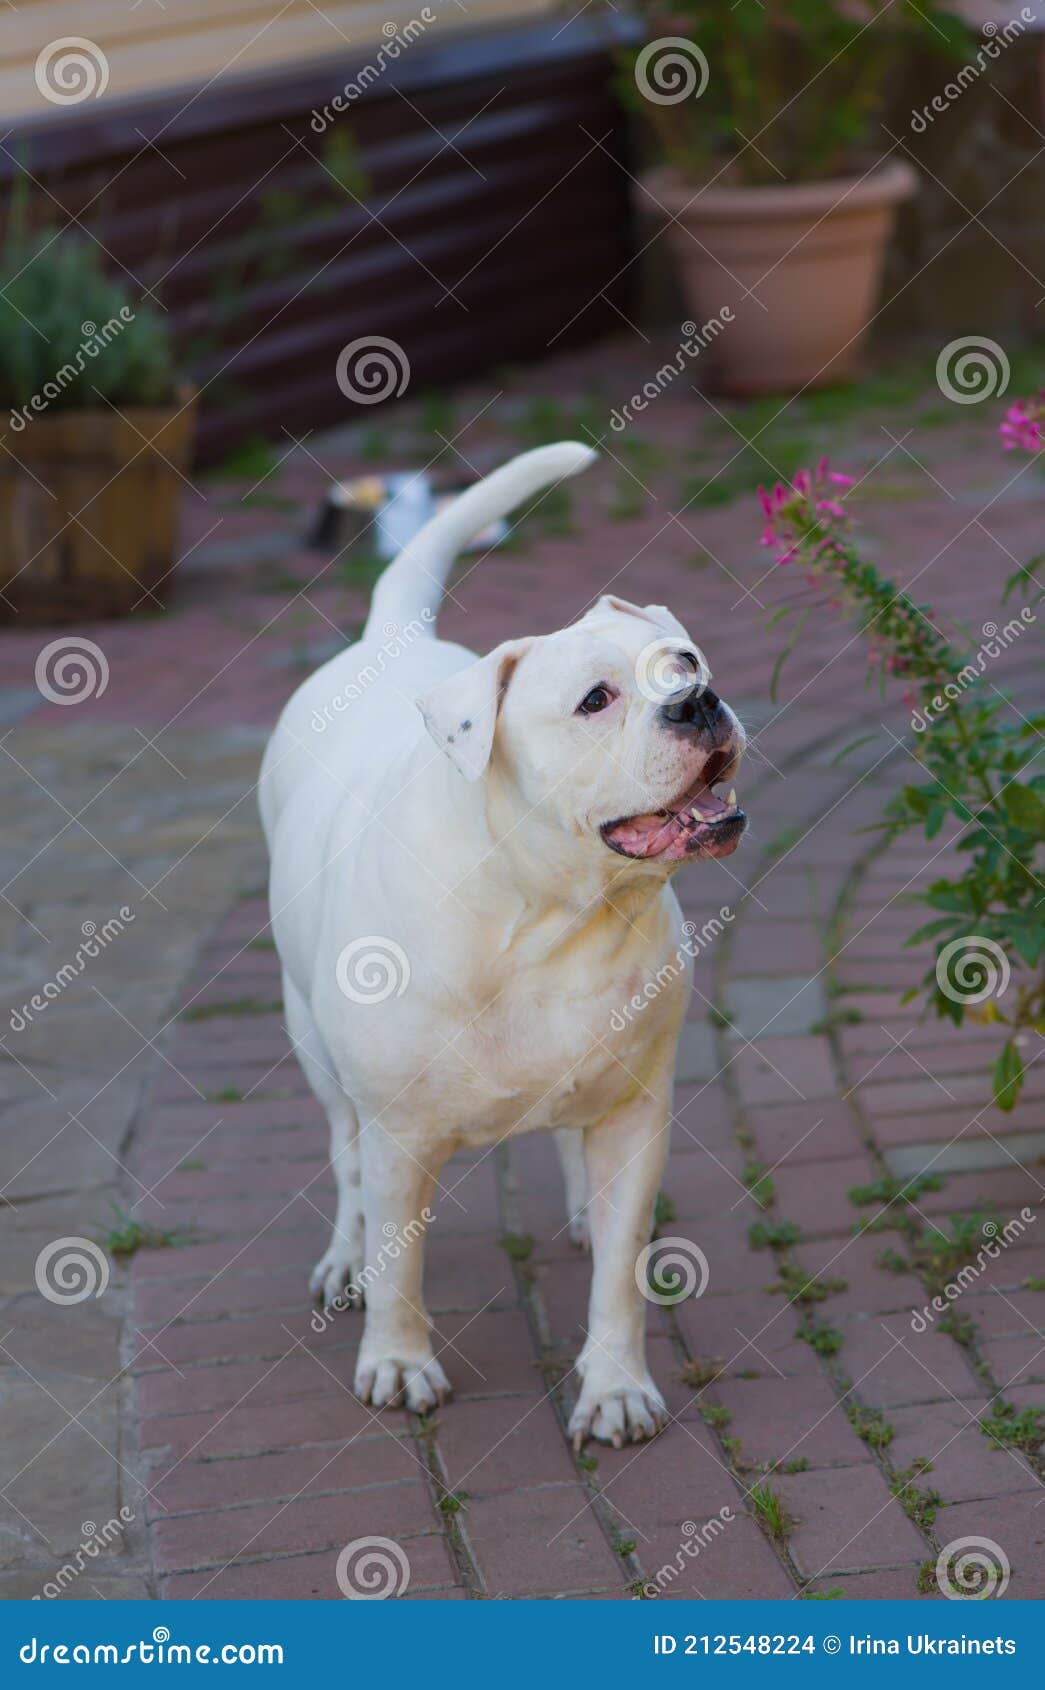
[417,639,531,781]
[587,594,689,641]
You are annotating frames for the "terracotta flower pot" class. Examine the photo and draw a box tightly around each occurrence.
[0,388,196,624]
[641,162,917,395]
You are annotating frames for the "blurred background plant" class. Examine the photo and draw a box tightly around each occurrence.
[622,0,970,184]
[0,190,174,413]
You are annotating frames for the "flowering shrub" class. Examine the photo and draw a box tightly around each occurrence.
[1000,392,1045,454]
[760,459,1044,1112]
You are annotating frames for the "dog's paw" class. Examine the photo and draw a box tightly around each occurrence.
[354,1351,452,1413]
[309,1246,364,1311]
[568,1362,667,1449]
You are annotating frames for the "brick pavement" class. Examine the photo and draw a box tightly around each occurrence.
[2,341,1044,1600]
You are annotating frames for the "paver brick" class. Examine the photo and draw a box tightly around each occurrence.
[772,1465,927,1578]
[746,1102,866,1166]
[674,1289,824,1377]
[931,1492,1045,1599]
[437,1396,579,1496]
[587,1414,738,1529]
[139,1388,388,1462]
[148,1437,423,1517]
[151,1481,437,1572]
[464,1484,625,1596]
[636,1517,795,1599]
[158,1532,459,1599]
[713,1375,873,1469]
[885,1399,1037,1503]
[771,1155,878,1236]
[805,1566,933,1599]
[832,1318,982,1409]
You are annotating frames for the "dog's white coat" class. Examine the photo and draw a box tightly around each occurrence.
[259,443,743,1445]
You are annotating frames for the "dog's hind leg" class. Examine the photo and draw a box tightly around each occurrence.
[283,974,365,1308]
[554,1128,591,1250]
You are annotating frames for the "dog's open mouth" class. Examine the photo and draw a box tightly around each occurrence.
[600,764,746,863]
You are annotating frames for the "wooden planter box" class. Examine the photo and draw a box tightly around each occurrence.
[0,392,196,624]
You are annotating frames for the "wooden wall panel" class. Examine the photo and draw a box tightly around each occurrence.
[2,15,639,462]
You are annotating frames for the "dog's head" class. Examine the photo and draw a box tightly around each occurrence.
[418,596,746,873]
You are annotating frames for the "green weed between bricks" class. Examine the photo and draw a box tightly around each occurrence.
[760,455,1044,1113]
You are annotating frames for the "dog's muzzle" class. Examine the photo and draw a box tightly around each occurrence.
[600,686,746,864]
[658,683,725,734]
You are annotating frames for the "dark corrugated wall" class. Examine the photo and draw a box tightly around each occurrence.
[2,16,639,462]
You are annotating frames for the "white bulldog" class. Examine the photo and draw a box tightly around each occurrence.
[259,442,746,1447]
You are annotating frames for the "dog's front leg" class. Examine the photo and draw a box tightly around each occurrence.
[353,1119,451,1414]
[569,1092,670,1448]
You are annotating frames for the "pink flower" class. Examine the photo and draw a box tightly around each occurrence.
[1000,392,1045,453]
[756,459,853,564]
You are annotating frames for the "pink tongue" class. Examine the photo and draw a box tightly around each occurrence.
[605,813,681,857]
[691,788,731,821]
[606,787,732,858]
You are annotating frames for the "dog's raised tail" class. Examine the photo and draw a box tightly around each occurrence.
[365,441,597,637]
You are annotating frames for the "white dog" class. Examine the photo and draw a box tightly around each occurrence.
[259,442,746,1447]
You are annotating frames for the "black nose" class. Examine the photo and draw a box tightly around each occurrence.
[659,684,722,731]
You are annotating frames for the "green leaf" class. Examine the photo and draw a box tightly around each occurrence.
[925,804,947,840]
[1010,921,1045,969]
[925,884,974,913]
[905,917,958,948]
[993,1039,1025,1113]
[1003,783,1045,834]
[768,610,809,704]
[830,732,878,767]
[901,784,934,816]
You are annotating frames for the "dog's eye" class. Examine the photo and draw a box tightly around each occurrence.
[577,685,613,716]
